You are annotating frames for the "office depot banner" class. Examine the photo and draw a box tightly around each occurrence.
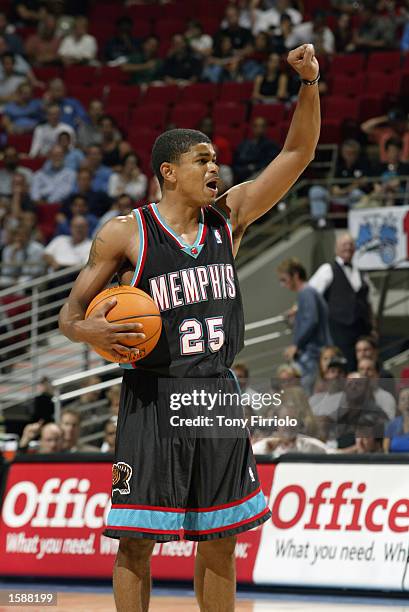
[0,458,408,590]
[0,460,274,581]
[254,462,409,590]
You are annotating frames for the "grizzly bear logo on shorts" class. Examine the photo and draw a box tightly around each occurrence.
[112,462,133,495]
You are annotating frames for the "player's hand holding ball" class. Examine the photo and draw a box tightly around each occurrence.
[287,43,319,82]
[79,287,162,363]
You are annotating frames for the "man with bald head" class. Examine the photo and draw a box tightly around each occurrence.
[309,233,373,370]
[18,421,64,454]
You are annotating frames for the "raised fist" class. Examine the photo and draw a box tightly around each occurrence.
[287,44,319,82]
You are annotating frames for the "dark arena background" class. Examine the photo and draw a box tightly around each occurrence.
[0,0,409,610]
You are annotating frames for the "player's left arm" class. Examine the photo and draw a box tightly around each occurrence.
[221,44,320,235]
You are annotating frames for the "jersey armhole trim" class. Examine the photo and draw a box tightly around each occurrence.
[210,204,233,252]
[130,207,147,287]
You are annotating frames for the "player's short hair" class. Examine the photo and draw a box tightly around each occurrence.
[151,128,211,187]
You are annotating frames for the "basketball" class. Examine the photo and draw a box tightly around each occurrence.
[85,286,162,363]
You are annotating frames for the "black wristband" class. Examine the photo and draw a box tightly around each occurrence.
[301,74,320,86]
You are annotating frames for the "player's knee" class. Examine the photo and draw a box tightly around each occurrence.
[117,537,154,571]
[198,535,237,565]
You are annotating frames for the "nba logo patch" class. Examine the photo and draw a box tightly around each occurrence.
[214,229,222,244]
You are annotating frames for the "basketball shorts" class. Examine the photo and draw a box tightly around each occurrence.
[104,369,271,542]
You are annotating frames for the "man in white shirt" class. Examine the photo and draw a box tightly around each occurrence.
[357,358,396,421]
[44,215,91,270]
[251,0,302,35]
[30,144,76,203]
[58,16,97,65]
[290,11,335,55]
[29,103,74,157]
[309,233,373,370]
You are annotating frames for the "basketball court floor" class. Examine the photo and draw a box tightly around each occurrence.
[1,583,408,612]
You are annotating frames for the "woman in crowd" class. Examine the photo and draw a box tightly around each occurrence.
[313,345,344,393]
[108,152,148,201]
[252,52,289,102]
[99,115,131,170]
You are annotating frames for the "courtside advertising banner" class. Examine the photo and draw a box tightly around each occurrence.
[0,460,274,580]
[254,462,409,590]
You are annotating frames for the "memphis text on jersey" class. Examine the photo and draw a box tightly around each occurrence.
[149,263,237,312]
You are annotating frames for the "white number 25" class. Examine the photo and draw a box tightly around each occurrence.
[179,317,225,355]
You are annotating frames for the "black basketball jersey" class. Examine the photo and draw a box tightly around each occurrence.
[121,203,244,378]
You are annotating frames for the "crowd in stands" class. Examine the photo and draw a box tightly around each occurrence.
[0,0,408,457]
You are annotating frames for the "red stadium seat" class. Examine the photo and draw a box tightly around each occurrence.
[96,66,128,85]
[64,65,97,86]
[367,51,401,74]
[366,73,401,97]
[127,128,159,155]
[33,66,62,82]
[106,84,141,107]
[358,96,385,122]
[7,133,32,154]
[154,19,186,39]
[132,21,153,38]
[178,83,218,106]
[67,85,104,107]
[105,104,131,133]
[330,74,365,97]
[319,120,343,144]
[323,96,359,121]
[170,103,208,128]
[124,4,162,21]
[131,104,169,130]
[20,157,46,172]
[142,85,181,106]
[36,203,61,241]
[266,126,282,145]
[89,3,120,23]
[250,103,286,125]
[215,126,246,149]
[219,82,254,103]
[331,53,366,76]
[200,17,220,35]
[213,102,247,127]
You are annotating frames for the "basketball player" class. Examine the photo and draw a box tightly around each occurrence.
[59,44,320,612]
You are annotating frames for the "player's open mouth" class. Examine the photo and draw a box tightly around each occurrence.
[205,179,218,196]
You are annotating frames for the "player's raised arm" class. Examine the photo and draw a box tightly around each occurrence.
[223,44,320,232]
[58,215,145,362]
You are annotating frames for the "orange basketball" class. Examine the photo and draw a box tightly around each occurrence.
[85,286,162,363]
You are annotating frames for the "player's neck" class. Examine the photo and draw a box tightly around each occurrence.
[156,195,201,228]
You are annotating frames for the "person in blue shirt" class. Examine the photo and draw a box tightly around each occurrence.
[277,257,332,394]
[384,387,409,453]
[43,77,87,129]
[81,145,112,194]
[3,80,42,133]
[56,129,84,171]
[55,194,98,238]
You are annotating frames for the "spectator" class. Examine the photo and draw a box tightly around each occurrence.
[58,16,97,66]
[65,375,102,410]
[361,108,409,163]
[0,11,23,55]
[82,145,112,194]
[202,35,241,83]
[308,139,373,226]
[29,103,74,157]
[185,20,213,58]
[233,116,279,183]
[30,144,76,203]
[56,129,84,171]
[0,52,25,106]
[18,421,64,454]
[291,10,335,55]
[271,13,300,54]
[94,193,133,233]
[0,225,45,287]
[60,408,98,452]
[55,194,98,237]
[106,384,121,417]
[278,258,332,394]
[309,354,348,420]
[3,81,42,134]
[44,78,87,129]
[100,115,131,169]
[104,16,140,63]
[0,35,41,87]
[336,373,389,449]
[77,99,104,149]
[214,5,253,56]
[240,31,270,80]
[13,0,43,25]
[122,35,162,85]
[44,214,91,270]
[10,172,35,218]
[309,233,373,371]
[359,138,409,207]
[25,13,61,66]
[357,358,396,420]
[273,363,302,390]
[384,387,409,453]
[197,116,233,191]
[100,417,117,453]
[351,2,396,51]
[252,53,289,102]
[355,335,395,395]
[331,0,361,14]
[250,0,302,35]
[161,34,203,84]
[333,12,354,53]
[313,345,344,393]
[108,152,147,200]
[0,146,33,196]
[65,167,111,217]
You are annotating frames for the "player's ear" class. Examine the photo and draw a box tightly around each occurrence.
[160,162,176,184]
